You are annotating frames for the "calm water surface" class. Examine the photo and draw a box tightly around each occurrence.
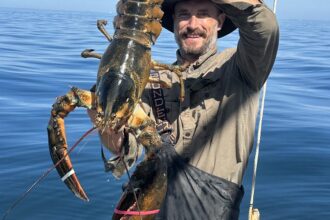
[0,8,329,220]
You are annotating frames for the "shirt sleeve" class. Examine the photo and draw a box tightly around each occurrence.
[214,1,279,90]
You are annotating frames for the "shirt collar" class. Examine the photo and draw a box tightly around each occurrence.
[174,47,218,89]
[175,46,217,70]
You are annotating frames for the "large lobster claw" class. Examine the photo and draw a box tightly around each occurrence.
[48,118,89,201]
[48,115,89,201]
[47,88,94,201]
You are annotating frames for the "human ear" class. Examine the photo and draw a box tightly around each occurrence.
[217,13,226,31]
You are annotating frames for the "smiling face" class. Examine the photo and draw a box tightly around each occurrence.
[173,0,224,62]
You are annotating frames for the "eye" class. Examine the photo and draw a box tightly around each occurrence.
[176,11,191,20]
[197,11,210,18]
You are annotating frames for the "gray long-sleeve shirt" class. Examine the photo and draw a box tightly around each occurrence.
[142,2,279,185]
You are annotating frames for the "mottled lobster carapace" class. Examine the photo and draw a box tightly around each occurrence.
[96,0,164,130]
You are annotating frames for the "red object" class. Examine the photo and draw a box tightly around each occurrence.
[114,208,160,216]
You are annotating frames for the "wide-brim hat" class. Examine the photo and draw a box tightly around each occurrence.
[161,0,237,38]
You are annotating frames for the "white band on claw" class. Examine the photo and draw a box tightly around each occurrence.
[61,169,75,182]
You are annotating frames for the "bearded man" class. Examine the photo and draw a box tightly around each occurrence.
[91,0,279,219]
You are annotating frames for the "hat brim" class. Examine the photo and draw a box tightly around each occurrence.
[161,0,237,38]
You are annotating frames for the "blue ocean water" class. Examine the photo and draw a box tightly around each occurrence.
[0,7,329,220]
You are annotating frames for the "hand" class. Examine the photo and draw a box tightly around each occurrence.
[87,109,124,154]
[211,0,261,6]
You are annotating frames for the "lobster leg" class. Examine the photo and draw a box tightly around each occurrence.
[81,49,102,59]
[80,19,112,60]
[47,87,96,201]
[97,19,112,42]
[147,77,171,89]
[151,60,187,102]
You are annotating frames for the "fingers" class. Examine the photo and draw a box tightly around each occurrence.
[87,109,97,124]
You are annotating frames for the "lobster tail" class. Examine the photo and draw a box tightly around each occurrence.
[114,0,164,46]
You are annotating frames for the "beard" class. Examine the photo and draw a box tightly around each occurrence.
[175,26,218,59]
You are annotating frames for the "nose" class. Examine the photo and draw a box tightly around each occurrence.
[187,15,198,29]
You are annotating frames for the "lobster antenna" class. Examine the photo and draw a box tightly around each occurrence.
[2,127,97,220]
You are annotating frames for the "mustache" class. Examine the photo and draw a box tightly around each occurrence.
[179,27,207,38]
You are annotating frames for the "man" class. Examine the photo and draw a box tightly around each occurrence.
[91,0,279,219]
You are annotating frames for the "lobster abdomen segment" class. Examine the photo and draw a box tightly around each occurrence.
[115,0,164,44]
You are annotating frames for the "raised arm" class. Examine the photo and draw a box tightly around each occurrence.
[214,0,279,90]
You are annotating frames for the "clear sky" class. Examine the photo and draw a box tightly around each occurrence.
[1,0,330,21]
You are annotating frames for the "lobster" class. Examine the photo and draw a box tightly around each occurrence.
[47,0,185,218]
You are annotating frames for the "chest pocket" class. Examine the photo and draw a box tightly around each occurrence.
[189,82,221,135]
